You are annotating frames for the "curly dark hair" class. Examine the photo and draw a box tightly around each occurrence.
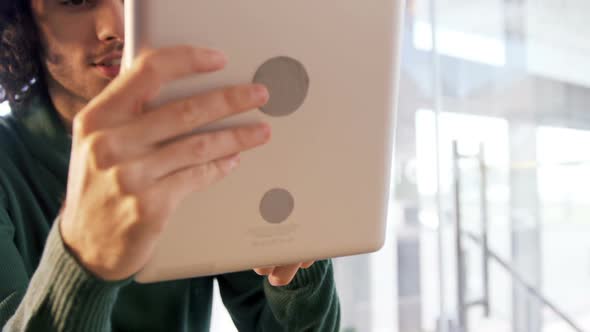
[0,0,47,111]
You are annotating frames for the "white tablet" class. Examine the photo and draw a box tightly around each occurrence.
[123,0,405,283]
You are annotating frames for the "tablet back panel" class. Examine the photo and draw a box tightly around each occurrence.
[125,0,405,283]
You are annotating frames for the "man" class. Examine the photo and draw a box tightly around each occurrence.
[0,0,340,331]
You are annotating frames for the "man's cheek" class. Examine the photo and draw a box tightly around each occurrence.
[44,43,65,66]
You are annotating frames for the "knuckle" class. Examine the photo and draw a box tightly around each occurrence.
[189,136,209,160]
[231,127,249,148]
[135,192,170,234]
[88,132,109,152]
[135,51,160,81]
[132,196,149,221]
[186,163,216,186]
[110,166,132,195]
[135,49,154,66]
[72,112,92,137]
[135,198,151,222]
[124,196,150,231]
[213,158,232,178]
[222,86,244,110]
[129,196,155,228]
[189,164,209,180]
[178,97,202,126]
[87,133,116,168]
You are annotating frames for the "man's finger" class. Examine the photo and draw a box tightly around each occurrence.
[148,153,241,211]
[80,45,228,133]
[254,267,275,276]
[301,261,315,269]
[114,83,269,153]
[268,264,302,287]
[115,123,269,192]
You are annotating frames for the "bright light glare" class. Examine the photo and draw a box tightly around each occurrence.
[413,20,506,67]
[0,102,10,117]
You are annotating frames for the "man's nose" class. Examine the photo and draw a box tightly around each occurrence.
[96,0,124,44]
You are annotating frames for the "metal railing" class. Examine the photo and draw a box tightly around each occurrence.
[452,141,586,332]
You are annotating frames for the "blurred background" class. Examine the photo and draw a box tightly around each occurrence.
[4,0,588,331]
[325,0,589,331]
[190,0,590,330]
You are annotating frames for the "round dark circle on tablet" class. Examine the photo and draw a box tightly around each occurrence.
[260,188,295,224]
[253,56,309,117]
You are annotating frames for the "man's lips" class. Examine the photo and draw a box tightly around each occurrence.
[94,63,121,79]
[92,52,123,78]
[94,52,123,66]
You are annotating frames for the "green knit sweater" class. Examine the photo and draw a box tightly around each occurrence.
[0,95,340,332]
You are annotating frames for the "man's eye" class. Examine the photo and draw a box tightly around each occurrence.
[60,0,92,6]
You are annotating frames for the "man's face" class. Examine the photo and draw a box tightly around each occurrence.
[31,0,124,104]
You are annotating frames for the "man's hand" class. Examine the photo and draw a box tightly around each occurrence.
[60,46,271,281]
[254,261,316,287]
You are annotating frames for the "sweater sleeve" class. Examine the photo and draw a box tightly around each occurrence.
[216,260,340,332]
[1,212,131,332]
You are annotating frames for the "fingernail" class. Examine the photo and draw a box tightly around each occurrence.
[228,155,240,170]
[269,276,281,286]
[209,49,227,65]
[257,124,270,140]
[253,85,269,103]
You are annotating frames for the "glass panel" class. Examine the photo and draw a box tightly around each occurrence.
[393,0,590,331]
[537,127,590,330]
